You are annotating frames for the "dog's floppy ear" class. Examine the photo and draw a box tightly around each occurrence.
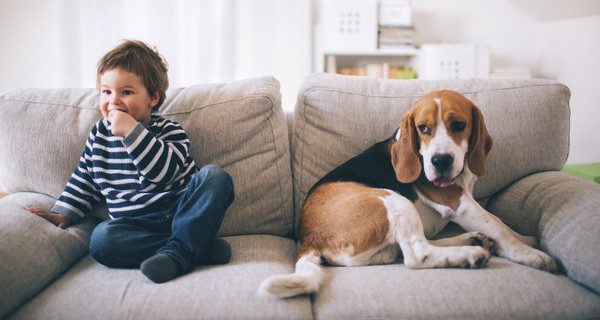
[468,103,493,177]
[391,111,421,183]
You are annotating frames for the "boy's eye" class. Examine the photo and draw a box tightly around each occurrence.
[101,90,111,95]
[122,90,134,95]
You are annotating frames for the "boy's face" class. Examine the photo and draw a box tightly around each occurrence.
[99,68,159,125]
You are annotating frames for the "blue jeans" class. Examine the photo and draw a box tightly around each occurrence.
[89,165,234,273]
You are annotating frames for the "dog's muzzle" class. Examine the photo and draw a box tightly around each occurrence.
[431,153,456,187]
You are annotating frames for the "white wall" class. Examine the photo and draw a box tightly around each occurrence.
[538,16,600,163]
[0,0,59,89]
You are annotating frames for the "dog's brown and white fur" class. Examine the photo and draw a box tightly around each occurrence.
[259,90,557,298]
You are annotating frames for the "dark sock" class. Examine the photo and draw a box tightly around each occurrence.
[141,253,182,283]
[202,238,231,265]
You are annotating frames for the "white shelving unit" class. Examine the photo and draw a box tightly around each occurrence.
[314,0,490,79]
[315,0,419,76]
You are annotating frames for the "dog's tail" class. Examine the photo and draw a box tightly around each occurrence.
[259,248,325,298]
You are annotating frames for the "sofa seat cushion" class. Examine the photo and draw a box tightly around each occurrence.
[8,235,312,320]
[312,258,599,320]
[0,193,97,319]
[311,225,600,319]
[0,76,293,237]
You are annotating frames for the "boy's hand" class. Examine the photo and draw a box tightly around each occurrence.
[27,207,72,229]
[105,106,138,137]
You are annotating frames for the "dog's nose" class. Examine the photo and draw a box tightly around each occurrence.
[431,154,453,171]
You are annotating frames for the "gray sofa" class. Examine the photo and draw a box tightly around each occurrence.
[0,73,598,319]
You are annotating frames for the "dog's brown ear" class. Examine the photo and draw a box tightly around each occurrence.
[391,111,421,183]
[468,103,493,177]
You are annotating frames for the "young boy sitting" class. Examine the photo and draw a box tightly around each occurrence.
[27,40,234,283]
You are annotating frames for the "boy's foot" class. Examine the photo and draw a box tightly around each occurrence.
[141,253,182,283]
[204,238,232,265]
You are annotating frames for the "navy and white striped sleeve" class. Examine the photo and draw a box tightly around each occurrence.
[51,126,102,223]
[121,120,191,185]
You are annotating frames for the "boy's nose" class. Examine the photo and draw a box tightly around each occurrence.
[109,95,122,105]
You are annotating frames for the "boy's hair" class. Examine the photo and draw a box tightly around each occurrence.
[97,40,169,112]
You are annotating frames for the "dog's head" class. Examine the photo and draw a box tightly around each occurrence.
[391,90,492,187]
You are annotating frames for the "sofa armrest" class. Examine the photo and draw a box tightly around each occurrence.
[0,193,97,318]
[487,171,600,293]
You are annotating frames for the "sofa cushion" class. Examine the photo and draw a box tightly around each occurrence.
[310,224,600,319]
[8,235,313,320]
[0,77,293,237]
[312,258,599,319]
[292,73,570,228]
[0,193,97,319]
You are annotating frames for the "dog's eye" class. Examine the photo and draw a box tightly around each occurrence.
[418,124,431,135]
[451,121,466,132]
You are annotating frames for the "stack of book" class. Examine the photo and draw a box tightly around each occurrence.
[338,63,417,79]
[379,26,416,49]
[378,0,416,50]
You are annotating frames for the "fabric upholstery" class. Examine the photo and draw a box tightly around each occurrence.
[0,193,97,319]
[312,257,600,320]
[8,235,313,320]
[0,77,293,237]
[488,171,600,293]
[292,73,570,229]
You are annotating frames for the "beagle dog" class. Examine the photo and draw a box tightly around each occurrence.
[259,90,558,298]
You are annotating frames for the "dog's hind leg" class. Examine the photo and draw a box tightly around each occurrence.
[380,190,490,269]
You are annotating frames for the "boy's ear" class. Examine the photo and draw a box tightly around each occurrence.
[150,92,160,108]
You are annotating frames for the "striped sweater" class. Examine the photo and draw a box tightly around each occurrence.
[52,115,198,223]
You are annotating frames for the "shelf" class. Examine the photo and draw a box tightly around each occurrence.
[322,47,419,73]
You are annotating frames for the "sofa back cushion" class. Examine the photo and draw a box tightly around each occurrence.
[0,77,293,237]
[291,73,570,230]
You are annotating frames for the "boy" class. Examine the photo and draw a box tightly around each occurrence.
[27,40,234,283]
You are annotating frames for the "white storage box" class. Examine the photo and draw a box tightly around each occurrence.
[418,43,490,79]
[320,0,378,52]
[378,0,412,27]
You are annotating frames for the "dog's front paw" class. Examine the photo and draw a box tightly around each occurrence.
[467,232,496,254]
[522,249,559,273]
